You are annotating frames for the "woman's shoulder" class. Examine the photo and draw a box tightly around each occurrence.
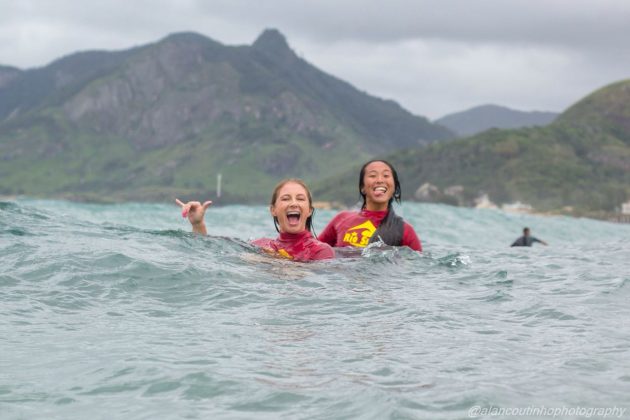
[401,219,420,237]
[400,221,422,251]
[304,233,332,247]
[402,219,416,230]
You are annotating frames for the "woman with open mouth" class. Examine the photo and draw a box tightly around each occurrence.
[176,178,334,262]
[318,159,422,251]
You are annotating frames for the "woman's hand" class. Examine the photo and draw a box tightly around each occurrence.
[175,199,213,234]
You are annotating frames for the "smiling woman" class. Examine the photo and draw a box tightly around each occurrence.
[319,160,422,251]
[176,178,334,262]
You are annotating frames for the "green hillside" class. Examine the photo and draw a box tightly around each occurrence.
[315,80,630,213]
[0,30,452,203]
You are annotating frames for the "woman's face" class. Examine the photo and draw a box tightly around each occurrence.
[271,182,312,234]
[362,161,394,210]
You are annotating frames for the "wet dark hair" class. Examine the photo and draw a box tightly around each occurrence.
[270,178,317,236]
[358,160,404,246]
[359,159,402,210]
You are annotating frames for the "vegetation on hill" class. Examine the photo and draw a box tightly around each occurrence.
[0,30,452,203]
[315,80,630,213]
[3,29,628,214]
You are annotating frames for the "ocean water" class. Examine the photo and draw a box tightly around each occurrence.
[1,199,629,420]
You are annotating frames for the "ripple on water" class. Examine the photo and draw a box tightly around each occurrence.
[2,200,630,418]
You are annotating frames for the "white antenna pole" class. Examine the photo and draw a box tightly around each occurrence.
[217,173,222,198]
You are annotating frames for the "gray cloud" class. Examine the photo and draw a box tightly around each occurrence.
[1,0,629,118]
[198,0,630,50]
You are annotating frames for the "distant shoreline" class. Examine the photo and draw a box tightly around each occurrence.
[3,193,629,224]
[505,207,630,224]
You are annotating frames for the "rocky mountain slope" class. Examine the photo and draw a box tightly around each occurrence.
[0,29,453,202]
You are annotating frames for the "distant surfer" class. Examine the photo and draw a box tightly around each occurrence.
[511,227,548,247]
[176,178,334,262]
[318,160,422,251]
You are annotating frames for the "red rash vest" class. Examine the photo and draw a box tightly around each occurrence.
[251,230,335,262]
[318,210,422,251]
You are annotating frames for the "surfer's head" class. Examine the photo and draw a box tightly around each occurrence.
[359,160,401,211]
[270,179,315,235]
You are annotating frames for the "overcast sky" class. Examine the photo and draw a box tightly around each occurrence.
[1,0,629,119]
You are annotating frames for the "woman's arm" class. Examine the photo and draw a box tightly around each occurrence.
[175,199,213,235]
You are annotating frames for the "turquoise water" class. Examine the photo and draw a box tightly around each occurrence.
[1,199,629,419]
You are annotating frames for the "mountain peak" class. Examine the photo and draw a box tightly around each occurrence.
[162,31,215,45]
[436,104,558,137]
[253,29,292,54]
[558,79,630,130]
